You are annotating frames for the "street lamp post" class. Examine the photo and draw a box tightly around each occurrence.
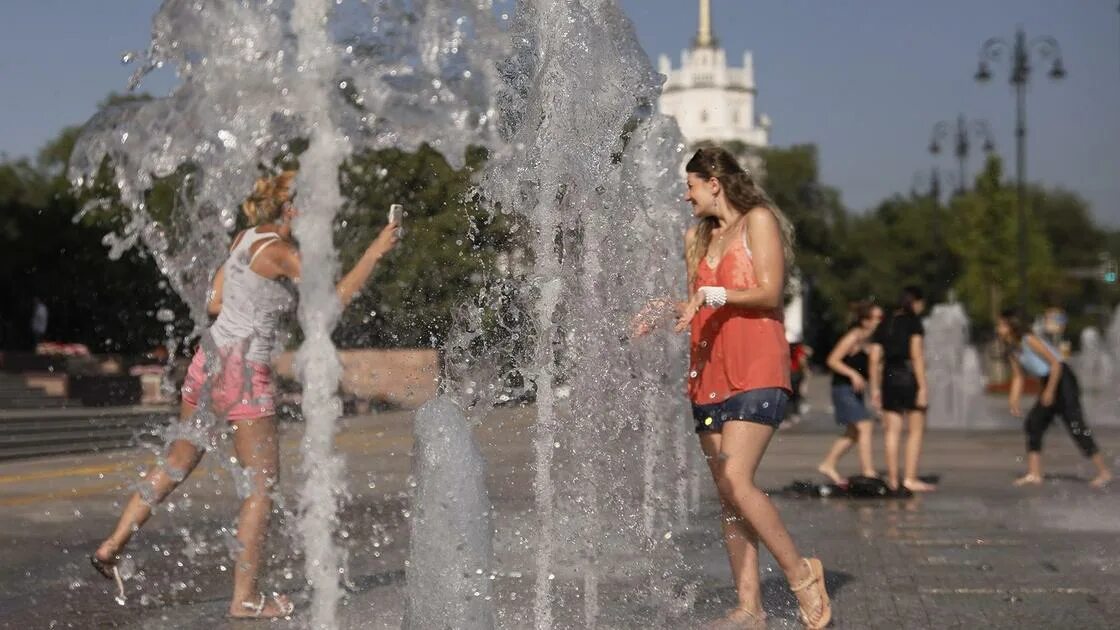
[975,27,1065,314]
[929,114,995,195]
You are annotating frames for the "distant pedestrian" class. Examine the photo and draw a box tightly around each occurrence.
[783,341,811,426]
[30,297,48,347]
[869,286,935,494]
[997,309,1112,488]
[817,301,882,484]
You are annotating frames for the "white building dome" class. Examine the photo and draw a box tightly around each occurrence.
[657,0,770,150]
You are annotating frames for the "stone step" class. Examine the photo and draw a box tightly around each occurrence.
[0,406,172,461]
[0,397,70,410]
[0,438,148,461]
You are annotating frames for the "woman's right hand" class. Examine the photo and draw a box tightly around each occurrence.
[674,291,705,333]
[630,297,675,338]
[1009,397,1022,417]
[368,220,401,258]
[849,373,867,393]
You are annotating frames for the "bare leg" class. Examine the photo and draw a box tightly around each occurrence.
[855,419,876,477]
[817,425,857,484]
[882,411,903,490]
[699,433,763,618]
[96,402,205,562]
[1088,453,1112,488]
[903,410,935,492]
[1014,451,1043,486]
[227,417,290,618]
[713,421,824,620]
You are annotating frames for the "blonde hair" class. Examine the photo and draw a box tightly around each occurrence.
[241,170,297,225]
[684,147,795,283]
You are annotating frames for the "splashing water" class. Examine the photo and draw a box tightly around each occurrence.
[70,0,698,626]
[405,396,493,628]
[480,1,694,624]
[924,302,986,428]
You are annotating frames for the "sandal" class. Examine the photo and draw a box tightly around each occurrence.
[790,557,831,629]
[232,592,294,619]
[90,553,127,604]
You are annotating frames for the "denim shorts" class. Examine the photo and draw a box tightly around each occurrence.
[692,388,789,433]
[831,384,872,425]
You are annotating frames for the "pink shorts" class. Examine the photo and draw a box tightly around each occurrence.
[181,346,275,421]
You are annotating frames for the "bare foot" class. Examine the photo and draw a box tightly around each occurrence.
[1089,470,1112,489]
[1013,473,1043,487]
[817,463,844,485]
[902,478,937,492]
[229,593,294,619]
[706,605,767,629]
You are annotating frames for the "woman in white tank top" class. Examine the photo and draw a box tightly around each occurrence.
[92,171,401,618]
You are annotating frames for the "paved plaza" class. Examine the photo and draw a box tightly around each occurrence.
[1,383,1118,629]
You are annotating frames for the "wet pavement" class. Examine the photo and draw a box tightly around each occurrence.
[1,389,1118,629]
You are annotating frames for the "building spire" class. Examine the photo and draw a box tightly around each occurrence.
[694,0,717,48]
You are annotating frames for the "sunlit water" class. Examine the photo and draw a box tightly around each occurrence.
[923,302,986,429]
[70,0,697,627]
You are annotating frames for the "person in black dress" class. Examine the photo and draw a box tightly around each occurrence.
[869,286,935,493]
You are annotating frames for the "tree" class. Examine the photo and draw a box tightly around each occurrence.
[947,155,1056,327]
[332,144,510,348]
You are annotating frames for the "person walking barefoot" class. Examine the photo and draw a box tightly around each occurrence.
[996,310,1112,488]
[669,147,831,628]
[90,172,400,618]
[869,286,935,494]
[817,301,882,485]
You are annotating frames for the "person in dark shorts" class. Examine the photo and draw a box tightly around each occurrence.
[869,286,935,493]
[659,147,830,628]
[817,301,882,484]
[997,310,1112,488]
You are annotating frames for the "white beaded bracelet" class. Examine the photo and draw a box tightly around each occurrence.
[699,286,727,308]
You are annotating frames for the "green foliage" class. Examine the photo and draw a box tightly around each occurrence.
[5,99,1119,355]
[0,142,186,352]
[946,155,1057,327]
[334,144,510,348]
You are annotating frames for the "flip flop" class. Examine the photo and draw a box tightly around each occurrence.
[90,554,126,604]
[231,592,294,619]
[790,557,831,629]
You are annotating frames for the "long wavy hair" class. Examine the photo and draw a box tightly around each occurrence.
[684,147,795,283]
[241,170,297,226]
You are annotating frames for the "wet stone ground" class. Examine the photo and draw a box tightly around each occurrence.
[1,394,1118,629]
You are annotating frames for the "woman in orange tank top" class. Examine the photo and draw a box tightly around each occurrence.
[674,147,831,629]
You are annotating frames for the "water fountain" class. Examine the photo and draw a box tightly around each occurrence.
[70,0,697,627]
[923,302,988,428]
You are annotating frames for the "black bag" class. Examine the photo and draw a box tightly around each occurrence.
[847,475,890,498]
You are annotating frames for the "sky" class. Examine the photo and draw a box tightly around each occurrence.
[2,1,1119,224]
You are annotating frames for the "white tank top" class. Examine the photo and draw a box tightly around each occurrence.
[209,228,295,363]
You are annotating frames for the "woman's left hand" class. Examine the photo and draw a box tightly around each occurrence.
[1040,389,1055,407]
[674,291,705,333]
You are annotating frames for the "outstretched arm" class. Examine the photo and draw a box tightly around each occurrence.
[335,220,400,307]
[256,220,400,309]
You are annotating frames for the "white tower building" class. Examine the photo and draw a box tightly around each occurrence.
[657,0,771,149]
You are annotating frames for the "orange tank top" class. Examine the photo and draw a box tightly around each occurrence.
[689,222,791,405]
